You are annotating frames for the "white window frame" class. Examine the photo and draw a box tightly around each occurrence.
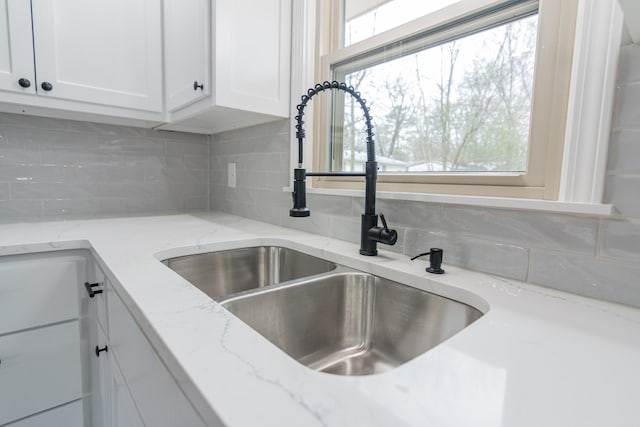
[288,0,622,214]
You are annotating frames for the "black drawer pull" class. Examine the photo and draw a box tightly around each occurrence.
[84,282,103,298]
[95,345,108,357]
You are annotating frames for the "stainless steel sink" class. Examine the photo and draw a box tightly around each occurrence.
[222,272,483,376]
[163,246,336,299]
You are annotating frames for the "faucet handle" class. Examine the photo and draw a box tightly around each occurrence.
[380,214,389,233]
[380,213,390,232]
[371,213,397,246]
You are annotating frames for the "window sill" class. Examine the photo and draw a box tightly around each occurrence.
[283,186,614,216]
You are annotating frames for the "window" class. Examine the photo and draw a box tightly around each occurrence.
[311,0,579,199]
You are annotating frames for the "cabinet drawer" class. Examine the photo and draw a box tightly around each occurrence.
[0,321,82,425]
[0,256,83,335]
[5,399,83,427]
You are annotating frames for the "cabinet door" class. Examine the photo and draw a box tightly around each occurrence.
[215,0,291,116]
[111,358,145,427]
[164,0,210,111]
[0,0,36,94]
[30,0,162,112]
[89,323,111,427]
[0,322,82,425]
[108,289,205,427]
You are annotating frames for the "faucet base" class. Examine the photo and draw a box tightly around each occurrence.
[360,214,379,256]
[290,208,310,217]
[359,248,378,256]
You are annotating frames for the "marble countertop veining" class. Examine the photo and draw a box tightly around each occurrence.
[1,212,640,427]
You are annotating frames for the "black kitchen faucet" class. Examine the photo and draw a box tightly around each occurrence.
[290,81,397,256]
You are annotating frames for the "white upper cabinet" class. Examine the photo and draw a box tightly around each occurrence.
[0,0,164,126]
[164,0,210,111]
[30,0,163,112]
[0,0,36,95]
[160,0,292,134]
[1,0,290,132]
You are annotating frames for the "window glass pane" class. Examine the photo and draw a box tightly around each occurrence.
[331,14,538,174]
[344,0,461,46]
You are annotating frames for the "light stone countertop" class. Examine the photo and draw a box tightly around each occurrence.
[1,212,639,427]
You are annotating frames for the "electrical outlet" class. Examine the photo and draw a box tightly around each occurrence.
[227,163,236,188]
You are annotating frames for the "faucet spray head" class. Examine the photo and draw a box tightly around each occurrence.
[290,168,310,217]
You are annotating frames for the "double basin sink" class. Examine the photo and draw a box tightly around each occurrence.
[163,246,483,376]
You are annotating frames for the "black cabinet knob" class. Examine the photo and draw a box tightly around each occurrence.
[95,345,108,357]
[18,78,31,88]
[84,282,103,298]
[193,81,204,91]
[41,81,53,91]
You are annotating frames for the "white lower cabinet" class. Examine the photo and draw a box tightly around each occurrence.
[106,279,205,427]
[0,322,83,425]
[89,282,146,427]
[1,251,206,427]
[0,252,85,426]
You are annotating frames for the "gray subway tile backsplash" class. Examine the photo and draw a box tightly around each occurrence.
[0,112,208,220]
[606,130,640,174]
[67,165,144,184]
[306,194,354,216]
[617,44,640,84]
[184,155,209,170]
[0,183,9,201]
[42,198,122,217]
[0,165,68,182]
[122,196,184,214]
[442,206,599,254]
[40,149,122,167]
[352,198,442,230]
[613,83,640,129]
[600,219,640,261]
[0,147,42,165]
[0,113,69,131]
[327,215,362,244]
[165,139,209,156]
[529,251,640,308]
[11,181,98,200]
[96,135,165,154]
[283,211,332,236]
[604,175,640,217]
[0,200,42,219]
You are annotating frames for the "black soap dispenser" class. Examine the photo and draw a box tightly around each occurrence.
[410,248,445,274]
